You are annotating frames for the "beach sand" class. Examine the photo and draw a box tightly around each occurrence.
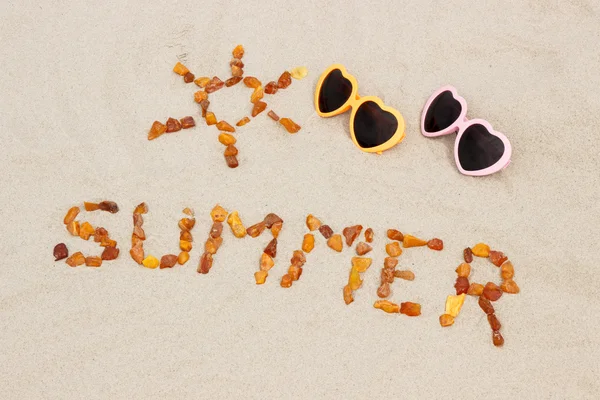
[1,1,599,398]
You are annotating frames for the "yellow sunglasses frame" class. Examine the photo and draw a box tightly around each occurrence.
[314,64,406,154]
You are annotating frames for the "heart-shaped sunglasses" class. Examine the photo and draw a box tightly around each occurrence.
[315,64,406,154]
[421,86,512,176]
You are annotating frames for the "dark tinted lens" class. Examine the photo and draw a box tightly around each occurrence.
[353,101,398,148]
[424,90,462,132]
[318,69,353,113]
[457,124,505,171]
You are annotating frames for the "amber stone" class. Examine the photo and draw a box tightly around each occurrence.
[319,225,333,239]
[342,225,363,246]
[454,277,469,295]
[277,71,292,89]
[264,81,278,94]
[279,118,301,133]
[53,243,68,261]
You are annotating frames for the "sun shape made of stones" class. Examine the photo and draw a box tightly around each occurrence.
[147,44,308,168]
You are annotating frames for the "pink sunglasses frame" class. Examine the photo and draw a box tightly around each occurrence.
[420,85,512,176]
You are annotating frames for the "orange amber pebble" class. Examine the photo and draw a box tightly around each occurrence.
[247,221,266,238]
[130,243,144,264]
[500,261,514,280]
[224,145,238,156]
[179,218,196,231]
[205,112,217,126]
[225,76,242,87]
[327,234,343,252]
[84,202,100,212]
[483,282,503,301]
[386,242,402,257]
[455,263,471,278]
[488,313,501,331]
[98,201,119,213]
[381,268,394,284]
[180,240,192,252]
[250,86,264,103]
[342,225,363,246]
[279,118,301,133]
[264,238,278,258]
[260,253,274,271]
[194,91,208,103]
[101,246,119,261]
[377,282,391,298]
[230,58,244,68]
[63,206,80,225]
[472,243,490,257]
[79,222,95,241]
[280,274,293,288]
[319,225,333,239]
[400,302,421,316]
[65,252,86,267]
[200,99,210,118]
[243,76,261,88]
[218,133,236,145]
[183,72,195,83]
[500,279,520,294]
[236,116,250,126]
[403,234,427,248]
[394,270,415,281]
[134,202,148,214]
[66,220,80,236]
[306,214,321,231]
[290,250,306,267]
[198,252,213,274]
[492,330,504,347]
[173,62,189,76]
[348,268,362,290]
[180,116,195,129]
[489,250,508,267]
[478,296,495,315]
[343,285,354,305]
[267,110,280,121]
[467,283,484,296]
[205,76,224,93]
[288,265,302,281]
[464,247,474,263]
[177,251,190,265]
[133,226,146,240]
[254,270,268,285]
[264,81,278,94]
[351,257,372,272]
[364,228,374,243]
[227,211,247,238]
[216,121,235,132]
[302,234,315,253]
[204,238,219,254]
[166,117,182,133]
[439,314,455,327]
[271,221,283,238]
[455,277,470,295]
[194,77,210,87]
[427,238,444,251]
[263,213,283,228]
[211,205,228,222]
[148,120,167,140]
[356,242,372,255]
[277,71,292,89]
[384,257,398,269]
[183,207,194,216]
[209,222,223,238]
[160,254,178,269]
[232,44,244,59]
[251,101,267,117]
[180,230,192,242]
[85,256,102,267]
[231,65,243,77]
[374,300,400,314]
[225,155,239,168]
[386,229,404,241]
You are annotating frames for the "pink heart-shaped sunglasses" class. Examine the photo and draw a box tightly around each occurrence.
[420,85,512,176]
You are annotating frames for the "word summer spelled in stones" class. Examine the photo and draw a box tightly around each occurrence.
[55,201,520,347]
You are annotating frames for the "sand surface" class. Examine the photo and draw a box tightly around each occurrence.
[1,1,599,398]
